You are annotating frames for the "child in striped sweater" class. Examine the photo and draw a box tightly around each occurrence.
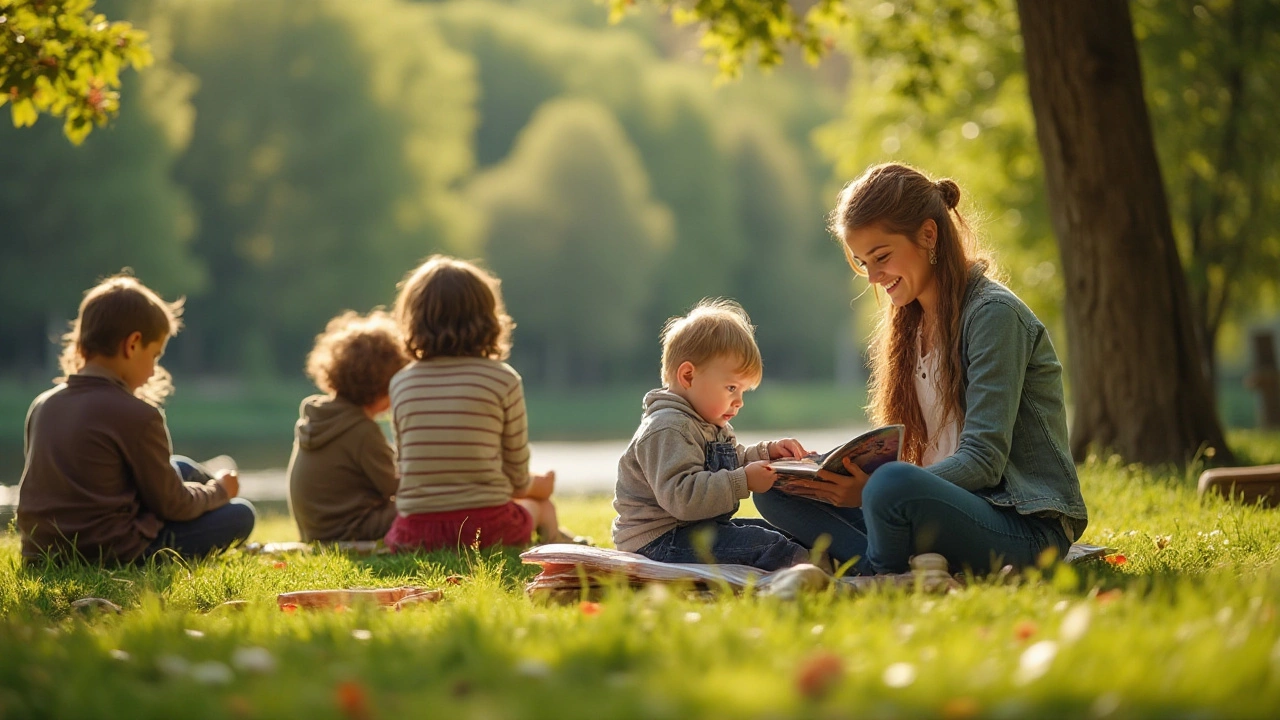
[384,255,572,552]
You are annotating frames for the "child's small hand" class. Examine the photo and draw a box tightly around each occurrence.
[768,438,807,460]
[745,460,778,493]
[213,470,240,499]
[521,470,555,500]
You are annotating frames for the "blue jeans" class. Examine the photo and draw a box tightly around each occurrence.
[755,461,1069,575]
[635,517,810,572]
[142,457,257,560]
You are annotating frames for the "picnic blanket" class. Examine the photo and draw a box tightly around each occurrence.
[522,542,1114,600]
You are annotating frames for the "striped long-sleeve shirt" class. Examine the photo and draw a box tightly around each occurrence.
[389,357,531,515]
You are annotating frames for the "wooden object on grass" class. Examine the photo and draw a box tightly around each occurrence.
[1198,464,1280,508]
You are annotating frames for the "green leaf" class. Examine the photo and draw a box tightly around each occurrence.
[10,98,38,128]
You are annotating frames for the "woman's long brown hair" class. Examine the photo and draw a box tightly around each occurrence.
[829,163,991,465]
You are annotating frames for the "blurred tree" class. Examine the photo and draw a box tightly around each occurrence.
[470,99,673,385]
[0,0,202,376]
[167,0,476,377]
[723,115,849,380]
[631,0,1234,465]
[0,0,152,143]
[1135,0,1280,395]
[435,2,846,381]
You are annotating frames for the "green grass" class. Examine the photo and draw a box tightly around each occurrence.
[4,437,1280,719]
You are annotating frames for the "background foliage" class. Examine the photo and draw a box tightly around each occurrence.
[1,0,1276,456]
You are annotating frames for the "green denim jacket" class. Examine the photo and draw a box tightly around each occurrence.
[926,269,1089,541]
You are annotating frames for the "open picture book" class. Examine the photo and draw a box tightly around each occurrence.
[770,424,904,497]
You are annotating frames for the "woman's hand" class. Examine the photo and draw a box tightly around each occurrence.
[783,456,869,507]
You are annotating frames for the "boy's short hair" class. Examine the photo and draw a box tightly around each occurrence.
[60,274,183,373]
[660,298,763,388]
[58,273,184,404]
[305,310,410,407]
[394,255,514,361]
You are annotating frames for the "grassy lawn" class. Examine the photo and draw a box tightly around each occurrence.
[3,433,1280,718]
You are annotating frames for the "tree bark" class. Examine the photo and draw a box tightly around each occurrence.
[1015,0,1233,465]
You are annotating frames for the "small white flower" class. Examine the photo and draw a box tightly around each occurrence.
[684,612,702,623]
[882,662,917,688]
[184,629,205,639]
[1091,691,1122,718]
[1015,640,1059,685]
[515,658,551,678]
[190,661,234,685]
[156,654,190,677]
[1059,604,1091,644]
[896,624,916,641]
[108,649,131,662]
[810,624,825,636]
[1053,600,1070,612]
[513,627,528,641]
[231,646,276,674]
[351,629,372,641]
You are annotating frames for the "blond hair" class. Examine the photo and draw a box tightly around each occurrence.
[660,298,763,388]
[394,255,514,361]
[58,273,184,406]
[305,310,410,406]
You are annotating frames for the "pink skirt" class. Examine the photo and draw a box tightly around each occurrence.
[384,501,534,553]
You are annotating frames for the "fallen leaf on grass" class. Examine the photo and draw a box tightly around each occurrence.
[335,680,371,720]
[796,652,844,698]
[1095,589,1123,606]
[941,696,981,719]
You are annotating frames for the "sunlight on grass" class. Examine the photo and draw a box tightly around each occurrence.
[3,439,1280,718]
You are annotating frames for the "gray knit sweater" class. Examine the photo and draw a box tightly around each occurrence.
[610,389,770,552]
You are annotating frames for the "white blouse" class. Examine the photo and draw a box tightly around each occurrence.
[915,334,960,466]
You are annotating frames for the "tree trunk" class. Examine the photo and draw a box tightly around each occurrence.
[1015,0,1233,465]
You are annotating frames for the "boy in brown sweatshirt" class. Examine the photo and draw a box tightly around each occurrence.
[17,275,255,563]
[286,311,409,542]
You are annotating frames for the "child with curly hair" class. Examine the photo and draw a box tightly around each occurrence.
[287,310,410,542]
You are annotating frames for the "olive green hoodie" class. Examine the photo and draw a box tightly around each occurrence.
[286,395,398,542]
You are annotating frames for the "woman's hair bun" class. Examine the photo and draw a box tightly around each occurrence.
[935,179,961,210]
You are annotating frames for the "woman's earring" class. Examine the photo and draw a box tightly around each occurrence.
[929,248,938,265]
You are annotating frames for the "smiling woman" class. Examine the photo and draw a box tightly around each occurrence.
[754,163,1089,576]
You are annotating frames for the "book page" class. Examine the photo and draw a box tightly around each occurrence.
[771,425,903,499]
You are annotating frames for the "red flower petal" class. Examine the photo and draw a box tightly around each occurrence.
[579,601,602,616]
[795,652,844,699]
[1013,620,1038,641]
[1104,554,1127,565]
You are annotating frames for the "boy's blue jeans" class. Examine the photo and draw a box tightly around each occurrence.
[635,517,810,572]
[141,456,257,560]
[754,461,1069,575]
